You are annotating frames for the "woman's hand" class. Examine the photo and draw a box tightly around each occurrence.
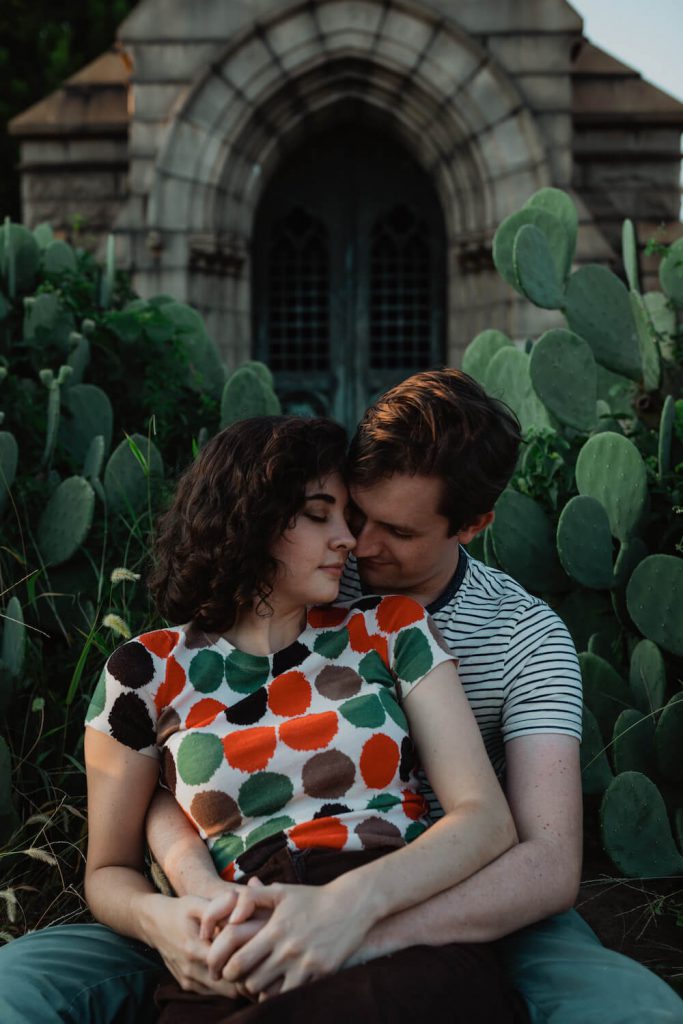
[217,877,377,997]
[138,892,248,997]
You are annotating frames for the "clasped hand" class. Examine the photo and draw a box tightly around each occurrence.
[199,875,375,1000]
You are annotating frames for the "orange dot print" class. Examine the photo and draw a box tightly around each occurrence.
[268,671,311,717]
[289,816,348,850]
[222,727,277,772]
[186,698,226,730]
[308,606,348,628]
[360,734,400,789]
[140,629,179,658]
[154,655,186,713]
[347,614,374,653]
[279,712,338,751]
[401,789,428,821]
[376,596,423,634]
[220,862,235,882]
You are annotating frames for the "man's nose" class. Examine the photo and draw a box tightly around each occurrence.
[353,521,381,558]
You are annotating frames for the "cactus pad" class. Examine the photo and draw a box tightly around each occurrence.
[626,554,683,658]
[513,225,566,309]
[523,188,577,275]
[575,432,647,542]
[621,219,639,292]
[493,208,571,294]
[162,301,226,400]
[579,651,630,742]
[0,431,18,514]
[658,237,683,307]
[658,394,675,479]
[59,384,113,463]
[482,347,553,434]
[1,596,25,680]
[630,290,661,392]
[581,705,613,795]
[220,367,281,428]
[556,496,613,589]
[600,771,683,877]
[104,434,163,518]
[629,639,666,715]
[37,475,95,566]
[612,709,655,777]
[654,694,683,784]
[43,240,77,276]
[491,488,567,593]
[0,222,39,295]
[565,265,642,380]
[529,329,597,432]
[462,330,513,385]
[83,435,105,482]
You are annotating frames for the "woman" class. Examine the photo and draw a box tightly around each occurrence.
[84,416,524,1023]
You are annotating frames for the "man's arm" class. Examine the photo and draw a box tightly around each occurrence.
[355,733,582,957]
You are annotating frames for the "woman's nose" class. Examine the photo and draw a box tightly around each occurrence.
[334,522,357,551]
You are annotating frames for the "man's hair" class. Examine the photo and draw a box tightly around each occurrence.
[148,416,347,632]
[348,368,521,534]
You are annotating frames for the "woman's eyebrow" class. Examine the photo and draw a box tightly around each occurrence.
[304,492,335,504]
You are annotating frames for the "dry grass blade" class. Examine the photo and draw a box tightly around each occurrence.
[22,847,58,866]
[0,889,18,922]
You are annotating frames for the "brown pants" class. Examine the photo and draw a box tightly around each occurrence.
[155,844,529,1024]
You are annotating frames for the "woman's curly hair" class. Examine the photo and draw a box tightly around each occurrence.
[148,416,348,632]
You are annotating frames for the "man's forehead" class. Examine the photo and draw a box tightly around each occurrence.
[350,473,445,522]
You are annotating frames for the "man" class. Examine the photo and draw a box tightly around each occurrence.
[0,369,680,1023]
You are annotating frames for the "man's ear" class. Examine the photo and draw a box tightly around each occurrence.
[457,511,495,545]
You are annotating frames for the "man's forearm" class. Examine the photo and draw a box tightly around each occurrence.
[358,837,580,958]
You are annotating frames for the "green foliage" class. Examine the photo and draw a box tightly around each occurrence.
[464,187,683,878]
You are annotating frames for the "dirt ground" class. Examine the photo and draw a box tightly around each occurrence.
[577,805,683,999]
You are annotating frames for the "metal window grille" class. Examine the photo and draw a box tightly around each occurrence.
[369,205,431,369]
[266,206,330,371]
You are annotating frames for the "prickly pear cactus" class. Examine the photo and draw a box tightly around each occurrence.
[626,555,683,658]
[37,475,96,566]
[104,434,163,518]
[59,383,114,463]
[529,329,597,432]
[220,366,281,428]
[490,489,567,593]
[600,772,683,877]
[1,596,25,680]
[575,432,647,542]
[556,496,613,589]
[0,431,18,514]
[564,265,642,381]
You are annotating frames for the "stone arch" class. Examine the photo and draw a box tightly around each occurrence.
[145,0,552,364]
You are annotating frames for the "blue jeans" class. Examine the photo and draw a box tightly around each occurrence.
[0,910,680,1023]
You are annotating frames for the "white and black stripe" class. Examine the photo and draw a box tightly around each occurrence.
[339,550,583,821]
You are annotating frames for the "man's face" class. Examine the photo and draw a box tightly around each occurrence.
[349,474,460,605]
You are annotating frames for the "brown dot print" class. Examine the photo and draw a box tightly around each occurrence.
[302,749,356,799]
[355,816,403,849]
[191,790,242,837]
[183,622,220,649]
[162,747,177,795]
[157,706,181,746]
[314,665,363,701]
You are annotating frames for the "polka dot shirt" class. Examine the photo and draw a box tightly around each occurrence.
[86,595,457,880]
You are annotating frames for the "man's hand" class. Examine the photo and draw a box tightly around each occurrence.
[217,878,375,998]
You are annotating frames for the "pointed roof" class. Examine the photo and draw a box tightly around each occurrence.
[9,49,130,138]
[573,40,683,124]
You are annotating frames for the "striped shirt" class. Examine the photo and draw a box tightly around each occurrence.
[338,549,582,819]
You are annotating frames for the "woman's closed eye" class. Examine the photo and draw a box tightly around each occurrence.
[305,512,328,523]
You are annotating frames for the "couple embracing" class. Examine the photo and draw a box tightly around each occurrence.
[1,370,680,1023]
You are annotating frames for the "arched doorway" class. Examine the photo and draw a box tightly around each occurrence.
[252,125,446,428]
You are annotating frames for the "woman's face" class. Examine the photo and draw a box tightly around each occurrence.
[269,472,356,610]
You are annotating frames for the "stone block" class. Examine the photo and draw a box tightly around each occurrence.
[372,35,424,72]
[487,33,572,74]
[266,9,317,59]
[21,138,126,166]
[133,83,185,122]
[316,1,383,37]
[132,43,221,83]
[221,35,275,102]
[478,110,545,178]
[129,118,172,160]
[418,29,480,98]
[382,9,435,56]
[461,64,518,131]
[491,165,548,221]
[185,74,238,132]
[120,0,293,43]
[134,265,188,302]
[113,194,147,231]
[514,73,572,112]
[128,156,155,196]
[427,0,582,34]
[147,172,195,230]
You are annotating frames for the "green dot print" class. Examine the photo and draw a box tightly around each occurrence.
[210,833,245,873]
[378,688,409,732]
[176,732,223,785]
[405,821,428,843]
[313,627,350,659]
[188,650,225,694]
[393,628,434,683]
[339,693,386,729]
[225,649,270,694]
[358,650,396,687]
[245,815,296,849]
[367,793,401,812]
[238,772,294,817]
[85,668,107,722]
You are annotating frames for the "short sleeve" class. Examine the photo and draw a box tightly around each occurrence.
[85,630,180,758]
[502,605,583,742]
[372,595,458,700]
